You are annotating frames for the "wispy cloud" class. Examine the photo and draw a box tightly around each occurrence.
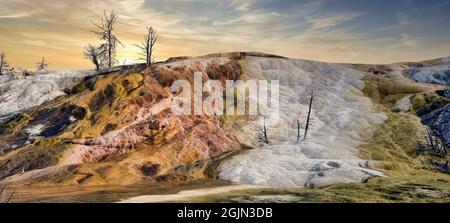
[212,11,280,26]
[400,34,420,48]
[230,0,254,11]
[0,0,449,69]
[23,40,48,47]
[0,12,33,19]
[396,11,413,26]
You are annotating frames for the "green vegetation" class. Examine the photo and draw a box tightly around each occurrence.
[0,71,147,180]
[184,72,450,203]
[359,112,422,170]
[183,171,450,203]
[363,75,426,108]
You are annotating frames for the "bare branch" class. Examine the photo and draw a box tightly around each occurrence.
[296,119,302,143]
[0,51,10,75]
[90,10,121,70]
[135,26,158,65]
[36,57,49,72]
[303,90,314,141]
[1,185,15,203]
[257,116,269,144]
[84,44,108,71]
[0,185,6,195]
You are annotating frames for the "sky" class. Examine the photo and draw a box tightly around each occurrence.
[0,0,450,69]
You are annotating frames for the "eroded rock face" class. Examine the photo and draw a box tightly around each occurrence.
[59,58,242,173]
[0,70,95,123]
[28,104,87,138]
[432,104,450,147]
[218,57,387,188]
[409,57,450,86]
[2,52,427,188]
[0,55,243,185]
[417,90,450,148]
[0,104,86,156]
[436,89,450,99]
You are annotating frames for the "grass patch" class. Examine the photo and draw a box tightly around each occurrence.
[363,75,425,108]
[359,112,423,170]
[183,170,450,203]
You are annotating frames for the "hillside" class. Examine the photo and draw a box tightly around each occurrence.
[0,52,449,202]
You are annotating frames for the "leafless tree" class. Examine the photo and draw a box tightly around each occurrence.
[257,116,269,144]
[417,127,448,157]
[296,119,302,143]
[0,52,10,75]
[0,185,15,203]
[416,126,449,173]
[134,26,157,66]
[36,57,49,72]
[432,160,450,173]
[303,90,314,141]
[84,44,107,71]
[91,10,122,70]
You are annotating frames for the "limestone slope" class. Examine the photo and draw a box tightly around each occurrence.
[0,52,448,190]
[219,57,387,187]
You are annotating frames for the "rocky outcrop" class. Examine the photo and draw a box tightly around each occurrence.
[416,90,450,149]
[409,57,450,86]
[436,89,450,99]
[393,96,412,112]
[432,104,450,147]
[0,55,243,185]
[0,70,95,123]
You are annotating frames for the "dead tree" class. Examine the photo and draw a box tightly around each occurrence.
[416,127,449,173]
[296,119,302,143]
[430,159,450,173]
[296,119,303,143]
[414,126,450,175]
[134,26,157,66]
[303,90,314,141]
[0,52,9,75]
[91,10,122,70]
[418,127,448,157]
[0,185,15,203]
[36,57,49,72]
[257,116,269,144]
[84,44,106,71]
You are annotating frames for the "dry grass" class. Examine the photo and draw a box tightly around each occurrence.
[359,112,423,170]
[363,75,426,107]
[182,170,450,203]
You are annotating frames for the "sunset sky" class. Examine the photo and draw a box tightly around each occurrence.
[1,0,450,69]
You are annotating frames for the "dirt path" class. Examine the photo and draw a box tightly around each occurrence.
[118,184,264,203]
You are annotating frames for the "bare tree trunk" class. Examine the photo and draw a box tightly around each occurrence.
[135,26,157,66]
[147,33,151,65]
[91,10,121,71]
[426,127,435,150]
[84,44,107,71]
[149,31,154,65]
[0,52,6,75]
[94,58,100,71]
[303,90,314,141]
[36,57,49,71]
[0,185,15,203]
[422,126,448,157]
[263,117,268,144]
[108,30,112,70]
[258,116,269,144]
[296,119,301,143]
